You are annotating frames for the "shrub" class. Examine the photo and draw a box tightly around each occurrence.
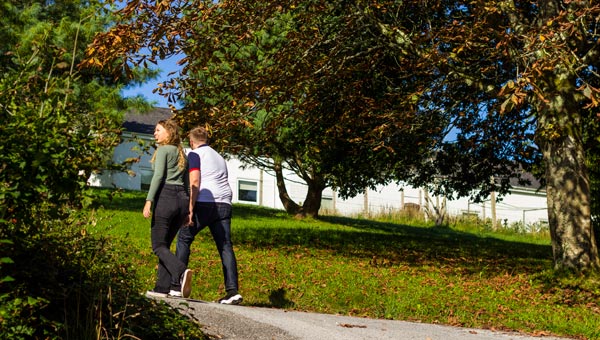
[0,213,206,340]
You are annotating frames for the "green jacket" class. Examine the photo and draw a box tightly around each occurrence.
[146,145,187,202]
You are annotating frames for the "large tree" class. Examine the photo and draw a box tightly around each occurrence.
[406,0,600,271]
[88,0,448,218]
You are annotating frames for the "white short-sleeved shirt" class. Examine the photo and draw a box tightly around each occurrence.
[188,145,232,204]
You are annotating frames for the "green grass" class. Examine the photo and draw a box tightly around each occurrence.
[87,188,600,340]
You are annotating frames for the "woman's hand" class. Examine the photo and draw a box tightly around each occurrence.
[143,200,152,218]
[186,211,194,226]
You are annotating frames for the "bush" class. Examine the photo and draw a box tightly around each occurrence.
[0,214,206,340]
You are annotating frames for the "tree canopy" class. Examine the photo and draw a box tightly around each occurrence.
[88,0,449,217]
[87,0,600,271]
[1,0,121,223]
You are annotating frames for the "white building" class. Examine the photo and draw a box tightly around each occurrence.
[88,109,548,227]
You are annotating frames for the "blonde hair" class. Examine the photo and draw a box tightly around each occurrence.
[151,119,187,170]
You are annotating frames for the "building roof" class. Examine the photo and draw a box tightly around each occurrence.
[122,107,173,134]
[509,171,545,192]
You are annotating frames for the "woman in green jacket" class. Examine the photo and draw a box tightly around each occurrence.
[143,119,193,298]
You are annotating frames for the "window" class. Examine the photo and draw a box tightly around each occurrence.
[140,168,153,191]
[238,180,258,203]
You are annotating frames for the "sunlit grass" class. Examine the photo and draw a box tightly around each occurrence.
[88,188,600,340]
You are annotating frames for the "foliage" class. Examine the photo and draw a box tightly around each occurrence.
[179,0,447,194]
[0,1,204,338]
[86,0,449,217]
[92,188,600,340]
[0,0,125,225]
[0,212,207,339]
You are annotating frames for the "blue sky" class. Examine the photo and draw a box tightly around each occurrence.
[121,56,182,108]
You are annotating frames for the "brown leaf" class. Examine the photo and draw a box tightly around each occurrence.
[338,323,367,328]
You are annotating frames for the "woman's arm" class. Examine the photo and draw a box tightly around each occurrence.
[143,146,168,218]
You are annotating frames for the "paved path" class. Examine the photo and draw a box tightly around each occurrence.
[154,296,572,340]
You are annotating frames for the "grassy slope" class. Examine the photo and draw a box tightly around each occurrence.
[88,189,600,340]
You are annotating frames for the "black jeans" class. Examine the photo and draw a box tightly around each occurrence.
[151,184,189,293]
[176,202,239,293]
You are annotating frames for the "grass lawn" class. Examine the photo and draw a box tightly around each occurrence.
[87,188,600,340]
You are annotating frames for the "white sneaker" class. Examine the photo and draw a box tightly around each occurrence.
[146,290,168,298]
[180,269,193,298]
[168,290,182,298]
[218,293,243,305]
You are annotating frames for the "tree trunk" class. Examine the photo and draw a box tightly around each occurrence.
[536,69,600,271]
[301,178,326,218]
[274,161,301,216]
[273,160,326,218]
[540,131,599,270]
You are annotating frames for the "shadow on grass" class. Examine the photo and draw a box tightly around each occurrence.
[234,207,553,277]
[233,203,291,220]
[252,288,296,309]
[89,188,147,211]
[90,189,553,275]
[90,189,289,217]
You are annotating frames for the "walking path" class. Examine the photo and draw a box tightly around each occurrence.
[154,296,572,340]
